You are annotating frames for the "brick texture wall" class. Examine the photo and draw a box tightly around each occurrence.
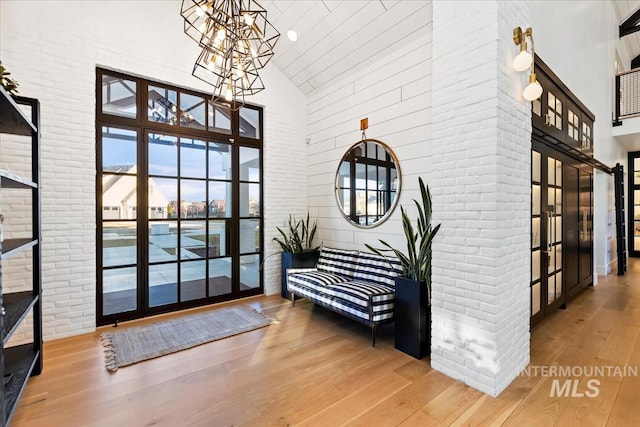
[430,0,531,396]
[0,0,307,341]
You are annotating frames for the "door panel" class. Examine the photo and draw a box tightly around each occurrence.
[546,155,564,309]
[631,154,640,256]
[579,169,593,286]
[532,141,595,325]
[99,126,142,321]
[531,143,567,326]
[565,165,580,296]
[531,150,543,322]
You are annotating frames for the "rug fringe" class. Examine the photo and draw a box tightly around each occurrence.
[100,333,119,372]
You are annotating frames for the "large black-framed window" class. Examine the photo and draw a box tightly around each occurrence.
[96,68,263,326]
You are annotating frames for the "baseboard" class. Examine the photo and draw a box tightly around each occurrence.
[596,260,615,277]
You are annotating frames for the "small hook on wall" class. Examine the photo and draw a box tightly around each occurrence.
[360,117,368,140]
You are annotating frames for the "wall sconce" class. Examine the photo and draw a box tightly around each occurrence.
[513,26,542,101]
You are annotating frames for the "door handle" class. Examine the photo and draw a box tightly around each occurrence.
[543,211,552,252]
[545,211,552,266]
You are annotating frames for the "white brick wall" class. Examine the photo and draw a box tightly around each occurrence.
[260,68,309,297]
[0,0,307,340]
[430,0,531,396]
[307,2,432,252]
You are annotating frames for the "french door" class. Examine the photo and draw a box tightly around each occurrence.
[96,68,263,326]
[531,142,594,325]
[531,146,565,325]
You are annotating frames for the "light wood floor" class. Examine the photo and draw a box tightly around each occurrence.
[12,259,640,426]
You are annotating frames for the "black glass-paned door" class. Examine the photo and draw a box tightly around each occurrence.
[96,68,263,326]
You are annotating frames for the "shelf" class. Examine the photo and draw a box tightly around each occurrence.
[2,292,37,345]
[0,89,40,426]
[1,239,37,259]
[0,170,36,189]
[0,87,36,136]
[3,344,39,425]
[0,91,42,427]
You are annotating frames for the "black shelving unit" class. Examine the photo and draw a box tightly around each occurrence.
[0,85,42,426]
[614,163,627,276]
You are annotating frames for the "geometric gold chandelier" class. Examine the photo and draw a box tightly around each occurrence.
[180,0,280,110]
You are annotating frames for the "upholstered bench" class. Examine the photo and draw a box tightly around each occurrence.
[286,247,402,346]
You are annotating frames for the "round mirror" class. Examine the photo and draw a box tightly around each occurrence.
[335,139,401,228]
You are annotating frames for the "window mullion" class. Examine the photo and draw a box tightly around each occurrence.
[97,68,263,325]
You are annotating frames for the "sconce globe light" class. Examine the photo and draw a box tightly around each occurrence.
[513,26,542,101]
[512,42,532,72]
[523,73,543,101]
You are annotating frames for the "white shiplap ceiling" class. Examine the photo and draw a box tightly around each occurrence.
[613,0,640,67]
[260,0,430,96]
[260,1,636,97]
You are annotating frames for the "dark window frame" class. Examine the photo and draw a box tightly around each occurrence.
[96,67,264,326]
[532,55,596,157]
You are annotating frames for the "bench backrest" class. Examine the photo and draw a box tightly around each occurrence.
[353,252,403,287]
[316,247,403,286]
[316,247,359,278]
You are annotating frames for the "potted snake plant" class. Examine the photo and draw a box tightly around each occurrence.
[366,177,440,359]
[273,213,320,299]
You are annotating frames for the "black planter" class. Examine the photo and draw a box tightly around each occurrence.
[281,251,320,299]
[394,276,430,359]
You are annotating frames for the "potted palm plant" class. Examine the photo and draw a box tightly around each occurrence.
[273,213,320,299]
[366,177,440,359]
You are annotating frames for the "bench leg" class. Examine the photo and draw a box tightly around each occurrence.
[371,324,377,347]
[290,292,296,307]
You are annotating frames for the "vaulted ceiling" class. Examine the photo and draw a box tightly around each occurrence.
[260,0,430,96]
[260,1,640,95]
[613,0,640,68]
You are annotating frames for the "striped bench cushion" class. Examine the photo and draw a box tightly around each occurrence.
[288,270,348,289]
[325,281,395,322]
[316,247,359,278]
[353,252,403,288]
[289,278,395,323]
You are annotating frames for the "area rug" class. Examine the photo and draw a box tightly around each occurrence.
[100,305,273,372]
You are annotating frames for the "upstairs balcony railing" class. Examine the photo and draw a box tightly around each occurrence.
[614,68,640,125]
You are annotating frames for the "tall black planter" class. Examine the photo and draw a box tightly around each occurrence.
[394,277,430,359]
[281,251,320,299]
